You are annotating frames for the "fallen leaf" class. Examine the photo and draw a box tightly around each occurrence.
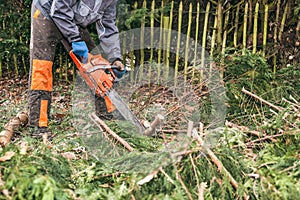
[2,189,10,199]
[0,151,15,162]
[61,152,76,160]
[137,170,159,185]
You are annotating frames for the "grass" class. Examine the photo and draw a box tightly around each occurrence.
[0,52,299,199]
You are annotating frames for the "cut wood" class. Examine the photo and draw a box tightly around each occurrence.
[0,111,28,147]
[242,87,282,111]
[193,130,249,200]
[187,121,193,137]
[90,113,134,152]
[144,114,164,136]
[225,120,260,137]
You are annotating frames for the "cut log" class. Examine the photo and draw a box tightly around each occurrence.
[0,111,28,147]
[144,114,165,136]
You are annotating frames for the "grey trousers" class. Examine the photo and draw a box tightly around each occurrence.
[28,4,99,128]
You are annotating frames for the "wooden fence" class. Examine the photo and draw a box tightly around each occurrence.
[125,0,299,74]
[0,0,299,79]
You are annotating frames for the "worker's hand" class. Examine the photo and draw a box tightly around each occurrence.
[112,60,126,78]
[72,41,88,63]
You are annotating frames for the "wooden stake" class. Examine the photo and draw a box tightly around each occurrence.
[174,1,183,87]
[193,2,200,70]
[233,3,240,48]
[184,3,193,82]
[242,2,249,54]
[221,5,229,78]
[252,3,259,53]
[139,0,146,82]
[216,1,223,51]
[210,8,218,56]
[262,4,269,57]
[166,0,174,79]
[278,3,288,42]
[157,0,164,66]
[150,0,155,63]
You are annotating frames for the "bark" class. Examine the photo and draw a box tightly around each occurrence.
[0,111,28,147]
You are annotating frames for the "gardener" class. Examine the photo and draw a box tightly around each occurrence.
[28,0,125,138]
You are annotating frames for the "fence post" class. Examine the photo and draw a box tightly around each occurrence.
[242,2,249,55]
[139,0,146,82]
[193,2,200,80]
[262,4,268,57]
[163,16,169,65]
[279,3,288,42]
[13,54,18,76]
[174,1,183,86]
[166,0,174,79]
[201,2,210,82]
[233,3,240,48]
[130,2,138,82]
[216,1,223,51]
[150,0,155,63]
[184,3,193,82]
[221,4,229,79]
[157,0,164,66]
[210,8,218,56]
[148,0,155,85]
[252,2,259,54]
[274,0,281,45]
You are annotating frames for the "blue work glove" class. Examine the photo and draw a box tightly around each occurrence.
[72,41,88,63]
[112,60,126,79]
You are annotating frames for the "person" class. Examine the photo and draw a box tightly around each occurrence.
[28,0,125,138]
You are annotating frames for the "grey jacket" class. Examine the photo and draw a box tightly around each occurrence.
[33,0,122,62]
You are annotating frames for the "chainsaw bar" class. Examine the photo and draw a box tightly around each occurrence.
[107,89,145,134]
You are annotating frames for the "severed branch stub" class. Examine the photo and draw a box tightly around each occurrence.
[144,114,165,136]
[0,111,28,147]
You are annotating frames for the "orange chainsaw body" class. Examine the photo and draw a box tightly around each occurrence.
[70,51,116,112]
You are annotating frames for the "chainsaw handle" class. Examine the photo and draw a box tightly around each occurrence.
[69,51,84,69]
[111,65,122,70]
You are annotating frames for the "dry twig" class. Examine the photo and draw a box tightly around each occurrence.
[242,87,282,111]
[193,130,249,200]
[174,163,194,200]
[90,113,134,152]
[225,120,260,137]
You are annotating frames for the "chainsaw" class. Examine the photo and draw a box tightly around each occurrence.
[69,51,145,134]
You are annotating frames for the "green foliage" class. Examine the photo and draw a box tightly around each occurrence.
[1,69,300,200]
[0,1,31,74]
[117,0,172,30]
[0,143,71,199]
[218,49,300,126]
[276,63,300,96]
